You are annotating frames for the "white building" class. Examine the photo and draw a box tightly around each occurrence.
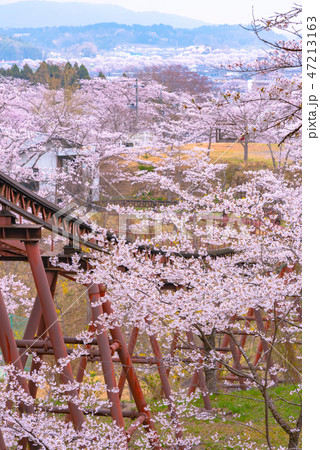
[20,135,100,203]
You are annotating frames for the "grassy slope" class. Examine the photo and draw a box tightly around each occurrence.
[147,384,301,449]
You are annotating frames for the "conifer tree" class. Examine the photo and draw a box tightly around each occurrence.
[35,61,50,84]
[48,64,62,89]
[20,64,34,81]
[77,64,90,80]
[9,64,21,78]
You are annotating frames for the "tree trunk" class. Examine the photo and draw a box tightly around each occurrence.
[288,411,302,449]
[243,138,248,163]
[267,143,277,170]
[207,129,212,156]
[203,329,218,393]
[86,291,91,324]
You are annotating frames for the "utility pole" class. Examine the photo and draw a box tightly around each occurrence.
[135,78,138,125]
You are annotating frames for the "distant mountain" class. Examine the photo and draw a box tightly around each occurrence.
[0,34,42,59]
[0,1,208,28]
[0,22,286,59]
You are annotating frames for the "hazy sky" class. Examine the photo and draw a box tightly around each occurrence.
[0,0,296,25]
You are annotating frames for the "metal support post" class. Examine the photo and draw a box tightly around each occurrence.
[24,241,85,430]
[101,294,161,449]
[87,284,125,429]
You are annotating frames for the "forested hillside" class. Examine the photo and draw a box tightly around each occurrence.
[0,22,286,60]
[0,35,42,60]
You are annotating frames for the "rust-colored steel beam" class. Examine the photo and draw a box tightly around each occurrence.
[148,330,184,441]
[18,336,100,349]
[28,315,47,399]
[65,321,97,425]
[0,289,34,414]
[254,309,277,384]
[177,345,231,352]
[115,356,191,365]
[186,331,212,410]
[73,321,96,394]
[0,289,39,450]
[0,225,41,241]
[148,332,172,403]
[38,406,140,419]
[87,284,125,429]
[16,339,100,352]
[188,368,213,403]
[126,414,147,441]
[238,308,254,359]
[101,295,161,449]
[19,271,57,369]
[166,333,179,378]
[24,241,85,430]
[228,334,247,389]
[15,347,97,358]
[75,356,87,384]
[19,348,192,365]
[118,326,139,399]
[110,340,121,355]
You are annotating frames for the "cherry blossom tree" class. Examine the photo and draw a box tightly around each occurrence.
[221,4,302,145]
[0,5,302,447]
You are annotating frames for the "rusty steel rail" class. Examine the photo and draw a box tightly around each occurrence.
[38,406,140,420]
[0,169,110,253]
[99,198,178,208]
[15,336,100,348]
[0,170,233,259]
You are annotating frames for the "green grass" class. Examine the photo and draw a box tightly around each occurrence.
[138,164,155,172]
[195,384,301,422]
[147,384,301,449]
[4,376,301,448]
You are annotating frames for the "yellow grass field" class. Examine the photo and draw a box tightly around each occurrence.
[185,142,279,164]
[127,142,280,167]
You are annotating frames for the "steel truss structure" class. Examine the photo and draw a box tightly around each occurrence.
[0,170,299,449]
